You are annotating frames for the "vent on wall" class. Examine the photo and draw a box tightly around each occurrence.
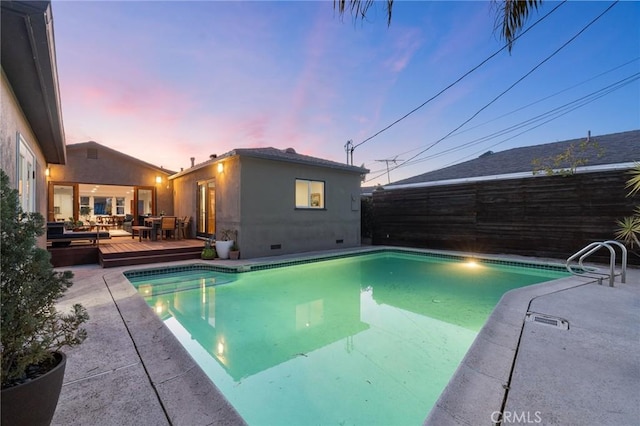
[87,148,98,159]
[271,244,281,250]
[336,239,344,244]
[525,312,569,330]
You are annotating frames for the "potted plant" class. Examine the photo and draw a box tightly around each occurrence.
[0,169,89,426]
[229,241,240,260]
[215,229,235,260]
[79,205,92,222]
[201,237,217,260]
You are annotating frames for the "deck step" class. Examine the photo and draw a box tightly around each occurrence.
[100,246,202,268]
[101,251,201,268]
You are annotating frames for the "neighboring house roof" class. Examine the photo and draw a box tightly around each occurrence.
[67,141,177,175]
[389,129,640,188]
[1,0,66,164]
[170,146,368,179]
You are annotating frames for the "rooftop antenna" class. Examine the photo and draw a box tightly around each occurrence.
[375,156,403,184]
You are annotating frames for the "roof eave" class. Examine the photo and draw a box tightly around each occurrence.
[383,162,637,191]
[169,149,368,180]
[231,149,369,174]
[1,1,66,165]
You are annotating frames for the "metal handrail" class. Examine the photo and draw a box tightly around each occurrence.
[603,240,627,283]
[566,241,628,287]
[568,242,615,286]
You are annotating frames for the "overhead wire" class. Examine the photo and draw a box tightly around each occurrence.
[351,0,568,150]
[360,57,639,170]
[414,73,640,168]
[364,70,638,182]
[363,0,620,183]
[413,73,637,162]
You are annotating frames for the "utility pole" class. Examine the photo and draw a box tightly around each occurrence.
[375,156,403,184]
[344,140,354,165]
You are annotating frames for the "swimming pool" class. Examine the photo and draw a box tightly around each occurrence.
[126,250,568,425]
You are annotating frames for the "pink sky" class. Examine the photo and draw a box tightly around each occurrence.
[52,1,639,184]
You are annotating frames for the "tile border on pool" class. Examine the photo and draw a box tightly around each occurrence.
[123,247,573,280]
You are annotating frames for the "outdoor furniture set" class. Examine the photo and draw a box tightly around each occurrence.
[131,216,190,242]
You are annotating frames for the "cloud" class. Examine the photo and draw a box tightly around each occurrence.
[383,27,424,74]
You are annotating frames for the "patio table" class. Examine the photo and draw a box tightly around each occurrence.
[144,217,161,241]
[144,216,182,240]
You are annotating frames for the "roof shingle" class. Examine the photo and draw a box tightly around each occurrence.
[391,130,640,186]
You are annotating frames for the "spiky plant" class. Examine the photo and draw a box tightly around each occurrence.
[625,162,640,196]
[1,169,88,388]
[615,213,640,249]
[615,163,640,253]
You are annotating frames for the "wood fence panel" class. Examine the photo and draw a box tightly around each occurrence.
[372,170,637,263]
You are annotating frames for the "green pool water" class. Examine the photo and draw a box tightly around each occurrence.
[127,252,567,425]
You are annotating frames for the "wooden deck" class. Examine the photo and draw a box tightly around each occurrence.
[48,235,205,268]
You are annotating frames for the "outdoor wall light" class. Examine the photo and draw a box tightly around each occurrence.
[45,167,50,177]
[217,162,224,173]
[155,176,162,184]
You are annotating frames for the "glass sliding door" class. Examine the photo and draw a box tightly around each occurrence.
[197,180,215,238]
[49,184,76,222]
[134,187,155,225]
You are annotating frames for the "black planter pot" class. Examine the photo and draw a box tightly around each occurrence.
[1,352,67,426]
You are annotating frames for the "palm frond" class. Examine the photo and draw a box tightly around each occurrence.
[334,0,394,26]
[625,162,640,197]
[497,0,543,52]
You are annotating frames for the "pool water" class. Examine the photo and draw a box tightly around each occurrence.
[127,252,567,425]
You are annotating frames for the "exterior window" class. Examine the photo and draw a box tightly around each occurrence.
[295,179,324,209]
[80,196,91,219]
[17,135,36,213]
[116,197,125,215]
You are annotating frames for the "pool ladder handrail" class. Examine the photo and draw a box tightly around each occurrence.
[566,240,627,287]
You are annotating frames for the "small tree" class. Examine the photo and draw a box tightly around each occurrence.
[532,138,604,177]
[0,169,88,388]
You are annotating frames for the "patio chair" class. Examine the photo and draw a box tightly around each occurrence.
[177,216,190,239]
[159,216,177,240]
[122,214,134,233]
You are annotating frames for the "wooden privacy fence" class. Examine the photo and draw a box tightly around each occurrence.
[371,170,637,263]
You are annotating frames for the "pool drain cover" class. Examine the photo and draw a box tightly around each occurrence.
[525,312,569,330]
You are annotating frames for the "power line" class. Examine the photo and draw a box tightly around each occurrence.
[364,1,620,183]
[364,69,637,182]
[436,75,639,168]
[360,57,639,169]
[408,73,639,166]
[350,0,568,152]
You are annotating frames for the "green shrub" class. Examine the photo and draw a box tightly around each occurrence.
[0,169,88,388]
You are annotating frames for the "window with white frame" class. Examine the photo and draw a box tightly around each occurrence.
[18,135,36,213]
[295,179,325,209]
[116,197,125,215]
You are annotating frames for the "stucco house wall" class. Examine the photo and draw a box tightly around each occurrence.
[49,142,175,216]
[237,156,362,258]
[170,158,238,239]
[171,149,366,258]
[1,1,67,247]
[0,70,48,217]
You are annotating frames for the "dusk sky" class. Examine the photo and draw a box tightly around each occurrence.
[51,0,639,186]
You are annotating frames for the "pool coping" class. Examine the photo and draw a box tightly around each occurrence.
[422,272,599,425]
[95,246,608,424]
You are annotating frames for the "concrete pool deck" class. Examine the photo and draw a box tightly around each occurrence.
[49,247,639,426]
